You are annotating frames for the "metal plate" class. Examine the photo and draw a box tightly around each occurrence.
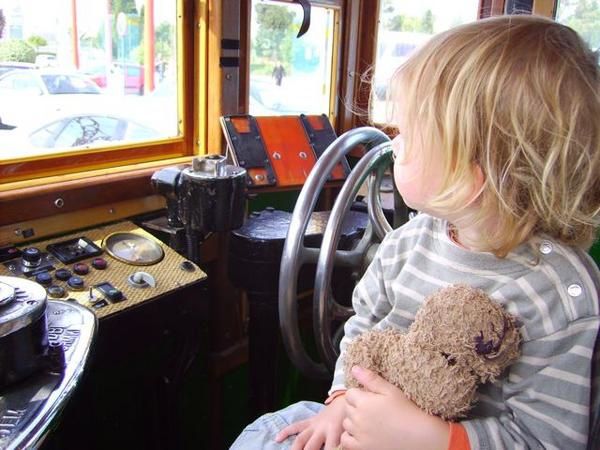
[102,232,165,266]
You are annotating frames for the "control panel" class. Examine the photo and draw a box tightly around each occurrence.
[0,221,207,319]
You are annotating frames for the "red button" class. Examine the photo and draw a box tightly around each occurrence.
[73,263,89,275]
[92,257,107,270]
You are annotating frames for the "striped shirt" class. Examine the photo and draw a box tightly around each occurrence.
[330,213,600,449]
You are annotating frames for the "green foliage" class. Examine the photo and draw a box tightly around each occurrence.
[156,22,174,63]
[560,0,600,49]
[254,4,294,62]
[386,9,435,33]
[0,9,5,39]
[0,39,36,63]
[111,0,138,56]
[422,10,434,34]
[113,0,137,14]
[129,21,173,67]
[27,35,48,49]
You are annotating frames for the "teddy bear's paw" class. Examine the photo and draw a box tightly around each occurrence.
[344,329,407,388]
[400,346,479,421]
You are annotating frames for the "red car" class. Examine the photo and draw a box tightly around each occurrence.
[85,62,145,95]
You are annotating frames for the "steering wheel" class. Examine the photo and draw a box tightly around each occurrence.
[278,127,400,379]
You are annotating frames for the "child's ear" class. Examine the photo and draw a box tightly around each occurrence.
[466,164,485,206]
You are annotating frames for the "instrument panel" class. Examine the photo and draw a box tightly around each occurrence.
[0,221,207,319]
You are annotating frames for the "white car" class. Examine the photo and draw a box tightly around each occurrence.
[0,112,159,158]
[0,69,101,127]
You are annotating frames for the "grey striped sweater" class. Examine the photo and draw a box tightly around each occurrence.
[330,213,600,449]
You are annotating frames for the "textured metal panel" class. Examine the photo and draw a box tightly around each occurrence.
[0,221,207,320]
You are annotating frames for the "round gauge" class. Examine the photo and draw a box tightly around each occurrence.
[102,232,165,266]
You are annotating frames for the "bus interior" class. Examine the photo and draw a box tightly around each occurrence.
[0,0,598,449]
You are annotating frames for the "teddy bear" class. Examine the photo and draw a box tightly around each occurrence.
[343,284,521,421]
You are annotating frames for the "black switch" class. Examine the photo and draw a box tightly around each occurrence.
[95,282,125,302]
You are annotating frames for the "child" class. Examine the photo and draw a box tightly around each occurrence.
[231,15,600,449]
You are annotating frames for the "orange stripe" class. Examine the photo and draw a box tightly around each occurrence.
[448,423,471,450]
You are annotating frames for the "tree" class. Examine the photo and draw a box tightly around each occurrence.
[254,4,294,61]
[0,9,5,39]
[113,0,136,14]
[111,0,138,56]
[27,35,48,51]
[0,40,36,62]
[422,10,434,34]
[560,0,600,49]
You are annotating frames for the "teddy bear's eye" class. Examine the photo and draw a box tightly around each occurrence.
[441,352,456,366]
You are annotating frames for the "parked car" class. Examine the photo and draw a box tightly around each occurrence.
[0,68,100,96]
[84,62,146,95]
[0,69,102,127]
[1,112,159,155]
[0,61,37,77]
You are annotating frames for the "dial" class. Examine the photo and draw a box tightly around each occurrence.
[102,232,165,266]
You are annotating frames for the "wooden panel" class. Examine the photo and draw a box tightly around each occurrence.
[480,0,506,17]
[0,168,158,226]
[533,0,555,17]
[0,196,165,247]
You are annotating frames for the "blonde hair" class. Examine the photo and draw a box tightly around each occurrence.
[389,15,600,256]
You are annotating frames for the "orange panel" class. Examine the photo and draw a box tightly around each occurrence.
[230,117,252,134]
[256,116,318,187]
[306,115,326,131]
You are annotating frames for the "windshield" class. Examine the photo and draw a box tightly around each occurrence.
[41,74,100,95]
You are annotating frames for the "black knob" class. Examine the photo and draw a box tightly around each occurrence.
[22,247,42,267]
[47,285,66,298]
[67,276,84,290]
[180,260,196,272]
[35,271,53,286]
[55,268,72,281]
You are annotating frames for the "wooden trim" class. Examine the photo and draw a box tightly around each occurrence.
[239,0,250,113]
[0,195,166,247]
[0,168,160,227]
[335,0,360,133]
[0,156,193,192]
[353,0,379,129]
[532,0,555,17]
[207,0,225,154]
[480,0,506,17]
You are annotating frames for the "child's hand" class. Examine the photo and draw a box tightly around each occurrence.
[341,366,450,450]
[275,395,346,450]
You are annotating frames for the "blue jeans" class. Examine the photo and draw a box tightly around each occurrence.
[230,401,324,449]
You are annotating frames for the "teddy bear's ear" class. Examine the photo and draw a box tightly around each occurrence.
[471,314,521,381]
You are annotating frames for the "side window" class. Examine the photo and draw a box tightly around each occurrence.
[248,0,337,116]
[0,72,40,93]
[0,1,180,159]
[371,1,479,123]
[555,0,600,55]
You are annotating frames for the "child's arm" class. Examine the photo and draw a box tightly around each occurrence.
[330,247,395,393]
[275,238,397,448]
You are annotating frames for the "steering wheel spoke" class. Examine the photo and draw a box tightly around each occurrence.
[279,127,396,379]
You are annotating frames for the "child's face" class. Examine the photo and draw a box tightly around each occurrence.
[391,95,444,215]
[392,134,444,214]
